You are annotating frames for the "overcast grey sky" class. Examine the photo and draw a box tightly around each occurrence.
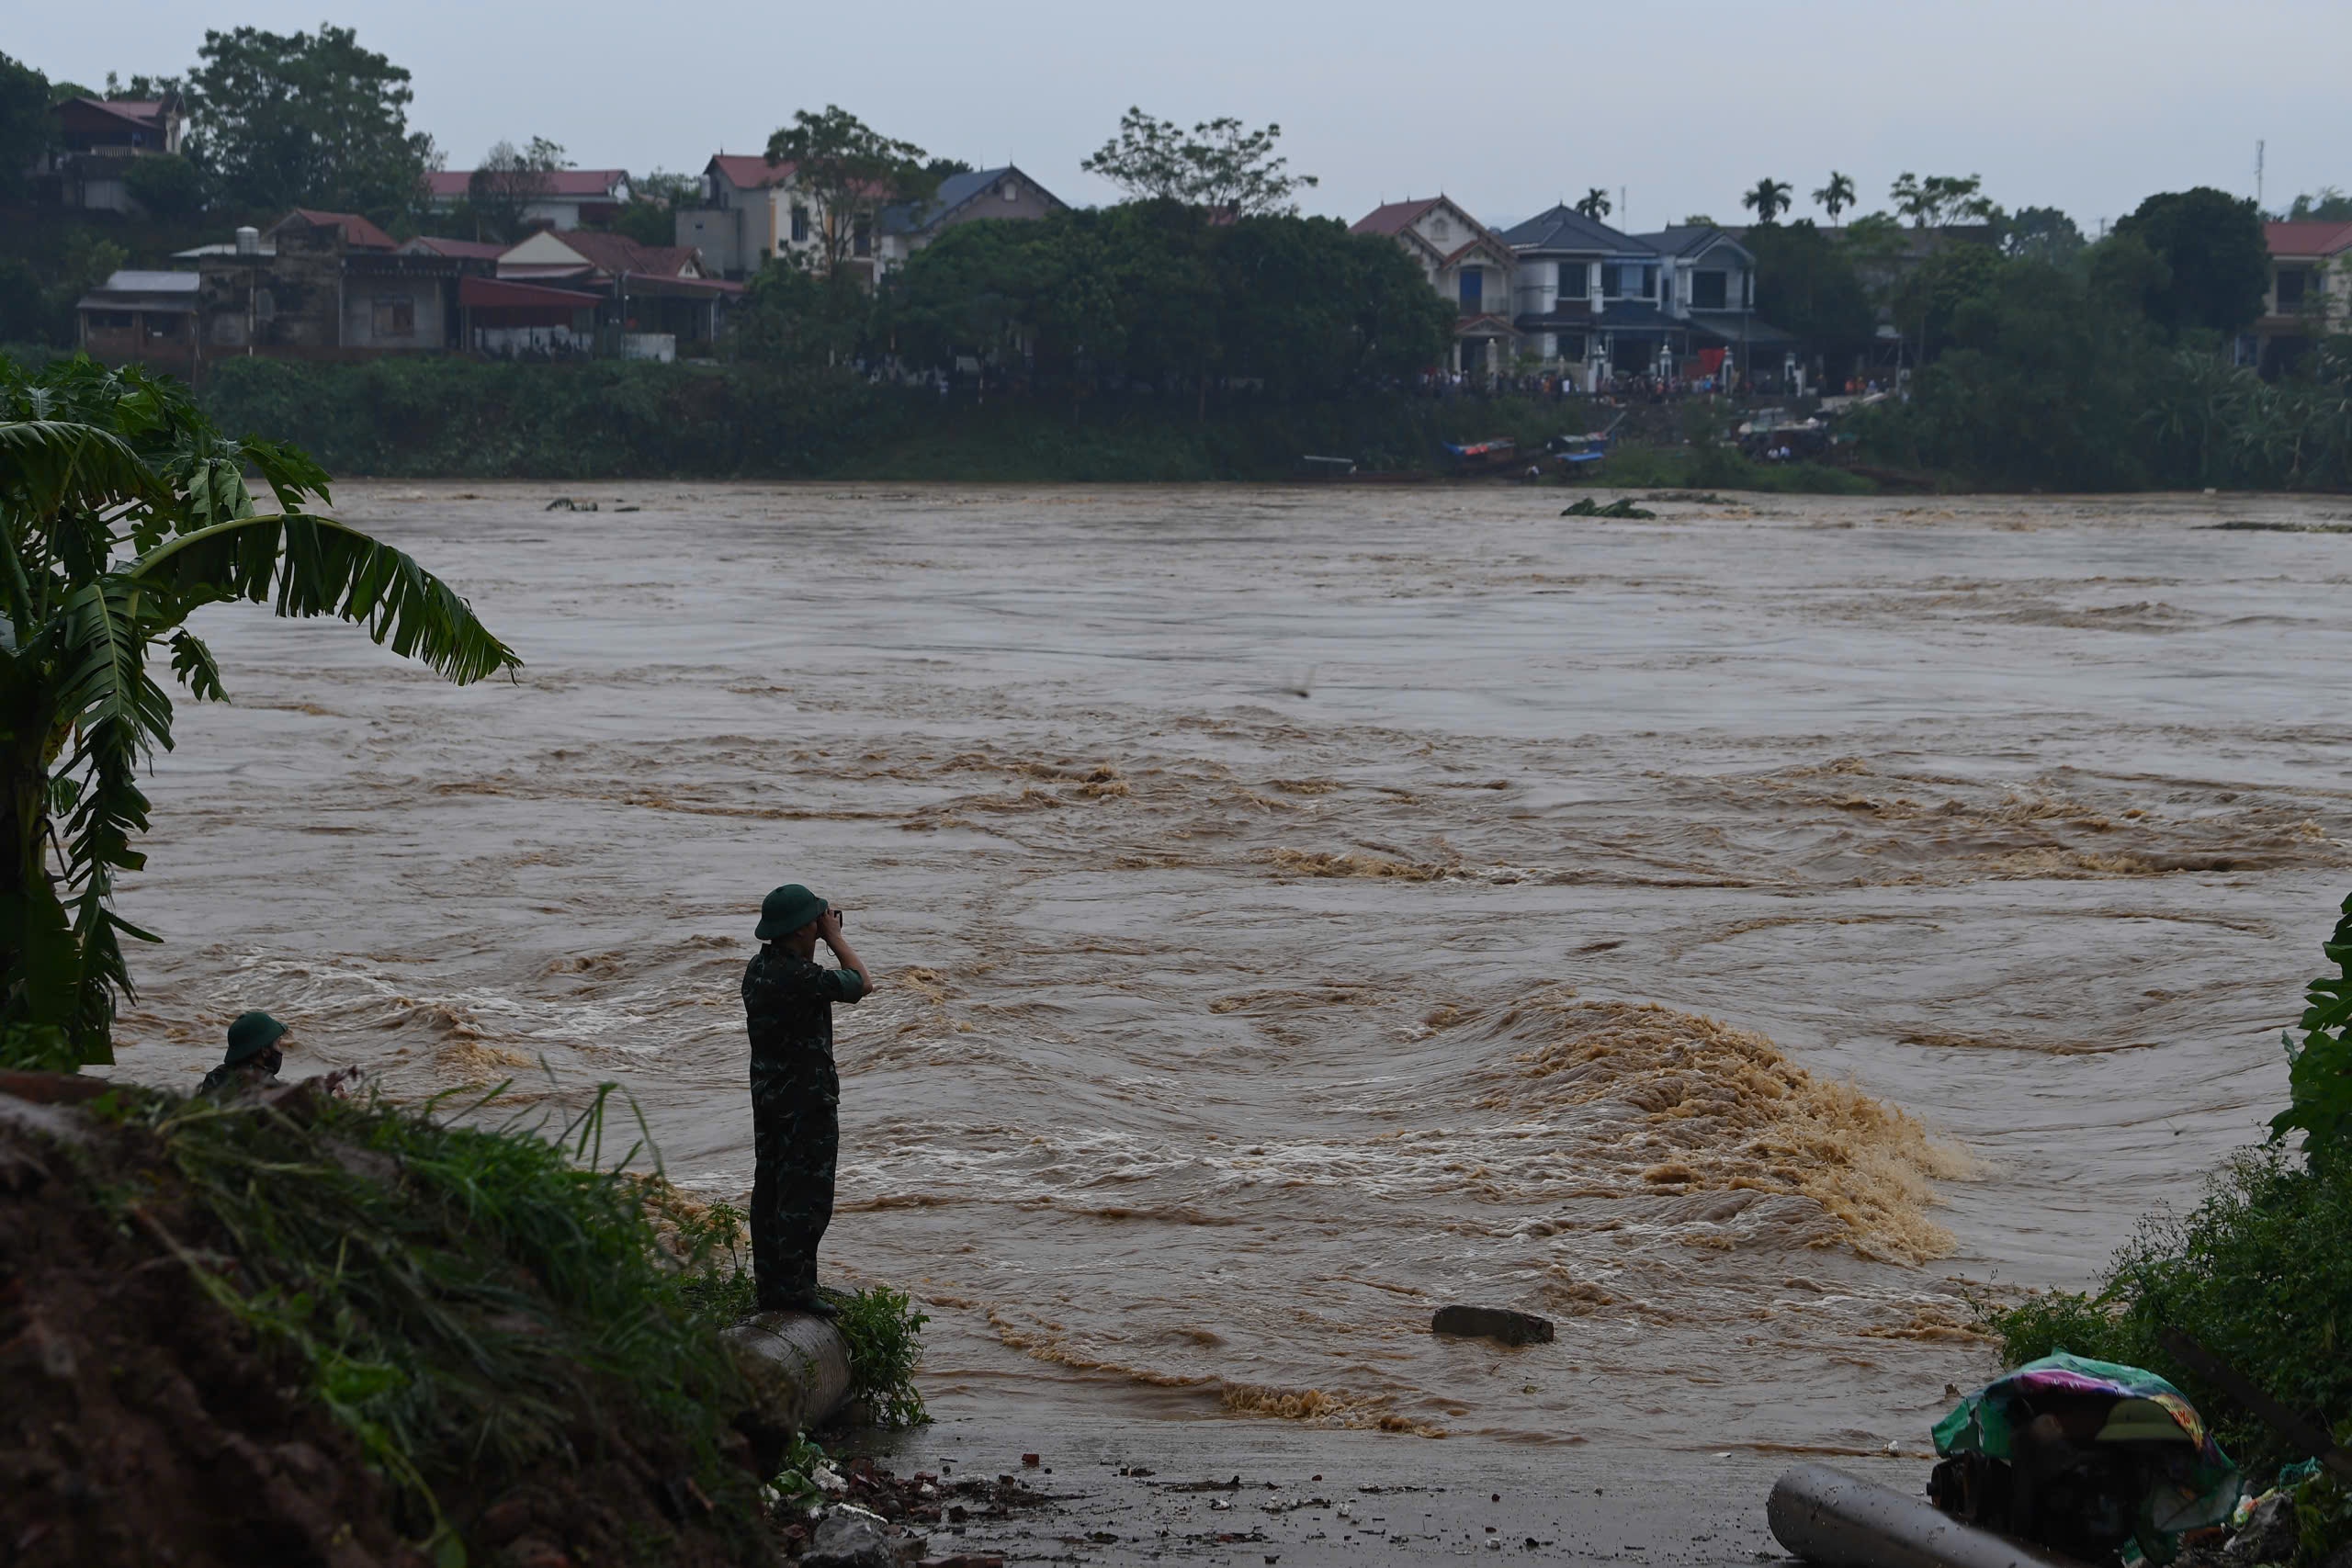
[17,0,2350,231]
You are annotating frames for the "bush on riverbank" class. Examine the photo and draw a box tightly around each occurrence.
[1987,892,2352,1487]
[2,1076,784,1566]
[196,355,1603,480]
[1986,1146,2352,1480]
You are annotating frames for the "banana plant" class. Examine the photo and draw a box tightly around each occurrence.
[1,356,519,1071]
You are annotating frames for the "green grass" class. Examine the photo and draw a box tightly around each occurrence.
[93,1081,768,1556]
[832,1284,931,1429]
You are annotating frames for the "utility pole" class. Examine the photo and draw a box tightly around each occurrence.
[2256,140,2266,211]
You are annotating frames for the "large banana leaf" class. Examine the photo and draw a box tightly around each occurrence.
[131,513,520,685]
[3,364,517,1071]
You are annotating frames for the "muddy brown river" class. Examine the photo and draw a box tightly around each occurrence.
[108,482,2352,1461]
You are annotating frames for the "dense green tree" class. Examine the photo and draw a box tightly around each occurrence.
[0,356,517,1070]
[1747,220,1876,357]
[732,261,870,367]
[0,54,50,202]
[0,261,47,345]
[765,106,933,276]
[878,205,1450,405]
[1892,243,2006,359]
[185,25,435,220]
[606,169,699,249]
[2114,187,2272,335]
[2288,187,2352,222]
[1080,108,1317,217]
[468,136,569,242]
[1574,188,1611,220]
[2005,205,2085,263]
[1890,172,1995,227]
[1741,178,1793,224]
[123,152,205,218]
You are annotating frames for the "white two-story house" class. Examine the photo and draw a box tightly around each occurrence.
[1498,208,1791,389]
[1351,196,1519,378]
[673,154,831,280]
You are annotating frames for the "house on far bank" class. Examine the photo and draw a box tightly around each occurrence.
[876,166,1066,273]
[675,155,818,279]
[422,168,635,231]
[1630,224,1799,384]
[75,269,200,368]
[29,96,185,213]
[2250,220,2352,377]
[1350,196,1519,378]
[498,229,742,357]
[1498,206,1673,389]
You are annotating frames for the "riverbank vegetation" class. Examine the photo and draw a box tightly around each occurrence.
[0,355,517,1073]
[1987,893,2352,1514]
[1,1072,928,1565]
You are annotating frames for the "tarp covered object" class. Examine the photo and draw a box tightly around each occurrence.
[1933,1350,2241,1554]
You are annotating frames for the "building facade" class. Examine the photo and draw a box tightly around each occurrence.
[1350,197,1519,377]
[876,166,1066,273]
[2250,220,2352,377]
[422,168,636,231]
[674,155,823,279]
[31,96,185,214]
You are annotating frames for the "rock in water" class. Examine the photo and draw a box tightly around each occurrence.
[1430,1305,1555,1346]
[804,1504,894,1568]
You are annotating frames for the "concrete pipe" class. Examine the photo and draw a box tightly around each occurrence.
[1767,1463,2087,1568]
[725,1309,854,1473]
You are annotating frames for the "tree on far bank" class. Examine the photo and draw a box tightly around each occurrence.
[185,25,435,220]
[1742,178,1794,224]
[123,152,205,218]
[1891,172,1995,228]
[2005,206,2085,264]
[0,54,49,202]
[469,136,569,242]
[605,168,699,249]
[2288,187,2352,222]
[765,106,934,276]
[1080,108,1318,217]
[1747,220,1875,357]
[0,356,518,1073]
[1813,171,1856,224]
[2113,187,2270,335]
[1574,187,1611,220]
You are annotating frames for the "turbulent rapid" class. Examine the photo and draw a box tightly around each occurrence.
[109,482,2352,1455]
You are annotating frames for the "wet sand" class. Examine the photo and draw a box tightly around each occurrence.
[103,482,2352,1529]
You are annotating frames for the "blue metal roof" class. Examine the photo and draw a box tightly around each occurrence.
[1498,205,1655,255]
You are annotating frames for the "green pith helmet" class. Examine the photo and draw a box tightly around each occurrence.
[223,1010,288,1066]
[756,885,829,941]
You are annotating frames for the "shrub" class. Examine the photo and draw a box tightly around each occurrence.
[1985,1145,2352,1477]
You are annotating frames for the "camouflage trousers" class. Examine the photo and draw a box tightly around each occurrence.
[749,1053,839,1309]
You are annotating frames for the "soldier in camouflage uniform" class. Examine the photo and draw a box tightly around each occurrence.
[198,1011,288,1096]
[741,884,871,1314]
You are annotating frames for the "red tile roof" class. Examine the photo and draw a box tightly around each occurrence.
[1351,197,1445,236]
[424,168,631,201]
[545,229,699,277]
[273,209,398,251]
[708,153,798,191]
[401,235,512,261]
[2267,220,2352,257]
[57,97,174,130]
